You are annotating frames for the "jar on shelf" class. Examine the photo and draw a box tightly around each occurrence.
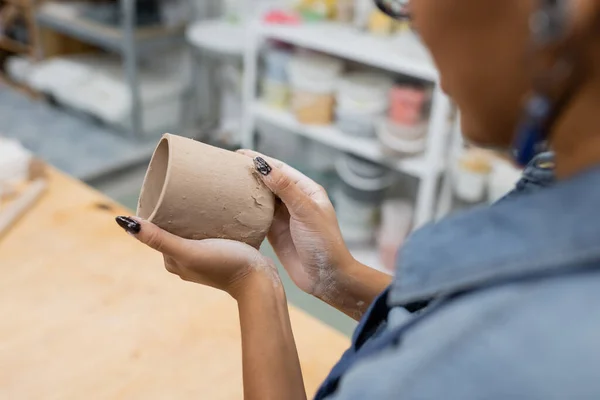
[264,42,293,82]
[336,0,355,23]
[389,85,428,126]
[353,0,374,30]
[261,43,294,109]
[334,154,394,244]
[453,148,493,203]
[335,71,393,138]
[296,0,336,21]
[377,118,428,157]
[288,52,344,125]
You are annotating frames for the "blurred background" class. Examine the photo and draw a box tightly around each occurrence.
[0,0,524,335]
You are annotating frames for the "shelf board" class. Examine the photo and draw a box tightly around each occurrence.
[256,22,437,82]
[0,36,30,53]
[186,19,245,56]
[36,3,185,54]
[254,103,432,178]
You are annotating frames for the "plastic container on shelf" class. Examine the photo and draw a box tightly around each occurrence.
[263,43,293,82]
[353,0,375,29]
[336,0,355,23]
[261,78,290,109]
[337,72,393,110]
[334,154,394,244]
[288,51,344,92]
[335,108,380,138]
[377,119,428,157]
[453,149,493,203]
[377,199,413,274]
[288,52,344,125]
[335,71,393,137]
[389,85,428,126]
[291,91,336,124]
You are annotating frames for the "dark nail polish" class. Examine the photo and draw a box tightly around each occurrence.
[115,216,141,234]
[254,157,272,176]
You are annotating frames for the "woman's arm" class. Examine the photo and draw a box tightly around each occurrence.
[118,218,306,400]
[318,258,392,320]
[233,269,307,400]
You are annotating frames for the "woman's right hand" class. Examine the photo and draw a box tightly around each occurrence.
[238,150,355,299]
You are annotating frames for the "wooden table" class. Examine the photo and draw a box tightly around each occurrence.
[0,169,350,399]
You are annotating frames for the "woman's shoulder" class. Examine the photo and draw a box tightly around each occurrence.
[331,269,600,400]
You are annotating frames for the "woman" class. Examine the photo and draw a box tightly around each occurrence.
[115,0,600,398]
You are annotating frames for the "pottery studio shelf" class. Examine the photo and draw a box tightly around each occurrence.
[35,1,189,139]
[36,3,186,54]
[255,22,438,81]
[243,21,453,227]
[0,36,30,53]
[254,103,436,179]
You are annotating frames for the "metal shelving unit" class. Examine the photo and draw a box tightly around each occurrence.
[36,1,187,140]
[241,20,455,273]
[242,21,454,228]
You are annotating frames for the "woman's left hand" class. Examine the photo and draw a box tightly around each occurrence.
[115,216,279,299]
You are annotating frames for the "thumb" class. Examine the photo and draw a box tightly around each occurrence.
[252,157,313,218]
[115,216,186,256]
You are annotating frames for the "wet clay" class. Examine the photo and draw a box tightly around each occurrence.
[137,134,275,248]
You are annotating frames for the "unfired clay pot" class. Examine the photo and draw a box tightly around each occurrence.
[137,134,275,248]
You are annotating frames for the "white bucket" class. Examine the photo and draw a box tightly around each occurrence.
[337,71,393,108]
[288,52,344,93]
[453,150,493,203]
[334,154,394,244]
[377,119,428,157]
[335,108,381,138]
[264,45,293,82]
[335,71,392,138]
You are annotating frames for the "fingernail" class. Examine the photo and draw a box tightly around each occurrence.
[254,157,272,176]
[115,216,141,234]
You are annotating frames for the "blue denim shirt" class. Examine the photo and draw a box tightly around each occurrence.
[316,154,600,399]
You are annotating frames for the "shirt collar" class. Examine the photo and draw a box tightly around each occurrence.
[389,164,600,306]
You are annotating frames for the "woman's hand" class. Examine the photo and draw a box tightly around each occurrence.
[240,151,392,320]
[116,216,306,399]
[115,216,279,299]
[238,150,354,298]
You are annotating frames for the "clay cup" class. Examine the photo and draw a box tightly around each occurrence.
[137,134,275,248]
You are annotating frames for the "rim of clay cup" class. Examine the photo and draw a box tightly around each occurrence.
[137,133,173,222]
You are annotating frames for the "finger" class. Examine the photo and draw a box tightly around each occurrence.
[250,156,317,218]
[237,149,327,201]
[163,254,180,275]
[122,216,187,257]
